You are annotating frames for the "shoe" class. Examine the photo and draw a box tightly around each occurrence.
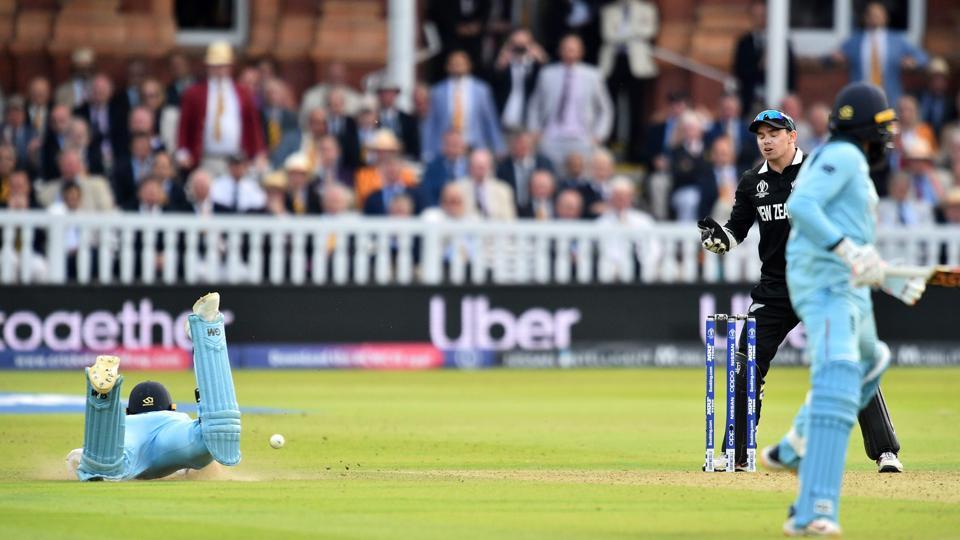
[783,517,842,537]
[877,451,903,473]
[87,355,120,395]
[186,292,221,339]
[760,444,788,471]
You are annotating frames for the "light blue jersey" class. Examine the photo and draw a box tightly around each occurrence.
[785,139,878,304]
[122,411,213,480]
[778,136,888,528]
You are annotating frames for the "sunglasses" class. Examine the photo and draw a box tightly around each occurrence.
[752,109,796,131]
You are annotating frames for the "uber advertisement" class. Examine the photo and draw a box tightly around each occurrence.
[0,286,956,369]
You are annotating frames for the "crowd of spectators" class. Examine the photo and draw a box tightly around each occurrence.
[0,0,958,250]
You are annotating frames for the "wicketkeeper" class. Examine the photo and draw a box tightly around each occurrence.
[697,109,903,473]
[66,292,241,480]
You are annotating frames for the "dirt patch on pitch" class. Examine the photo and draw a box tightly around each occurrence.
[373,469,960,504]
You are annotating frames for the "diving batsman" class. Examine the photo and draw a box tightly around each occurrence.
[698,107,903,473]
[66,292,241,481]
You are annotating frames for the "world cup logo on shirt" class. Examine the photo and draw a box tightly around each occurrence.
[756,180,770,199]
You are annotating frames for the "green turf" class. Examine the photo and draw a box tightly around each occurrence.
[0,368,958,539]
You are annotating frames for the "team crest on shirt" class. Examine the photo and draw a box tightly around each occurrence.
[756,180,770,199]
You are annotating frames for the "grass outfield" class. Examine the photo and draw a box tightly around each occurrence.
[1,368,958,539]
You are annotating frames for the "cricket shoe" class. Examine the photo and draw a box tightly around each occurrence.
[877,451,903,473]
[87,355,120,396]
[185,292,221,340]
[760,444,791,472]
[783,517,842,537]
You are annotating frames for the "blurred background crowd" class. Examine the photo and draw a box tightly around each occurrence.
[0,0,958,233]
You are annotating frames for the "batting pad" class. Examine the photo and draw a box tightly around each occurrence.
[189,313,241,466]
[78,373,126,481]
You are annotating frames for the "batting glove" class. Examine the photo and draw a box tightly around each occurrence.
[698,217,738,255]
[832,238,886,287]
[881,275,926,306]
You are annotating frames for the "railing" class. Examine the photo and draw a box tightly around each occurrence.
[0,211,957,286]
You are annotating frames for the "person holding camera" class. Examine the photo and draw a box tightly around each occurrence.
[491,29,549,133]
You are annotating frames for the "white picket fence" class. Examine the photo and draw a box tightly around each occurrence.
[0,211,957,285]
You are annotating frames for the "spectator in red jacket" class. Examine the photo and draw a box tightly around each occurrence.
[176,41,265,177]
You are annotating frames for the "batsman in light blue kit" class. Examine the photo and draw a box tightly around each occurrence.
[67,292,241,481]
[759,83,927,536]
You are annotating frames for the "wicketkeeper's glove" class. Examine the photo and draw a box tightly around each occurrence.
[697,217,738,254]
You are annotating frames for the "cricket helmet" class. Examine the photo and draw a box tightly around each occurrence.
[126,381,175,415]
[828,82,897,167]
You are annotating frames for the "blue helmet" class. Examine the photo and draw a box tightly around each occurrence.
[126,381,175,415]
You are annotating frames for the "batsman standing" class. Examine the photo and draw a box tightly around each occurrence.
[697,108,904,473]
[67,292,241,481]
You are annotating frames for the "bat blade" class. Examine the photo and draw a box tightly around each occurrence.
[886,266,960,288]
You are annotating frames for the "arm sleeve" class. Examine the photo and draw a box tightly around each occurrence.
[784,146,856,249]
[722,178,755,243]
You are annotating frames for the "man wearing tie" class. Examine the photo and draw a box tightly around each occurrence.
[375,78,420,161]
[177,41,265,177]
[423,51,504,161]
[517,169,557,220]
[452,148,516,221]
[527,34,614,170]
[834,1,928,104]
[495,130,554,213]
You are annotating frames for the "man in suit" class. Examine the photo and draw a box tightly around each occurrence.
[39,105,73,180]
[376,78,420,161]
[420,129,469,208]
[642,91,688,169]
[55,48,95,110]
[311,135,354,188]
[165,53,196,107]
[543,0,602,66]
[834,1,928,105]
[599,0,658,160]
[876,172,935,227]
[916,58,956,138]
[176,41,266,177]
[26,77,52,154]
[1,96,35,168]
[705,93,758,171]
[427,0,491,79]
[733,1,797,117]
[150,151,188,212]
[424,51,505,161]
[452,148,516,220]
[527,34,614,169]
[36,148,115,212]
[496,130,554,211]
[73,74,129,174]
[517,169,557,220]
[111,133,154,209]
[670,112,716,222]
[363,152,417,216]
[326,88,362,169]
[284,153,322,215]
[261,78,301,169]
[491,29,547,132]
[300,61,364,125]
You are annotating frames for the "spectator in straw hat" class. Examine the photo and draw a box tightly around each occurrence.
[353,129,418,209]
[283,152,321,215]
[916,57,956,138]
[900,138,946,208]
[176,41,265,176]
[261,171,289,217]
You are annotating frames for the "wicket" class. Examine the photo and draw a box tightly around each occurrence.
[704,314,757,472]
